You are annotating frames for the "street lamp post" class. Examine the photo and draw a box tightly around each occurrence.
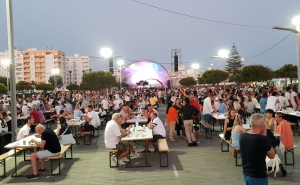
[273,15,300,92]
[68,71,72,84]
[211,49,230,90]
[117,59,124,90]
[51,68,59,89]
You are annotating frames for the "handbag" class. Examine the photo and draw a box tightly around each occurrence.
[58,126,69,139]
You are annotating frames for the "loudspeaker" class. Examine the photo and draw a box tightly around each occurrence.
[174,55,178,72]
[109,58,113,73]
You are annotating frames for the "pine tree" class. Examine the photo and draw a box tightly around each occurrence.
[225,43,243,75]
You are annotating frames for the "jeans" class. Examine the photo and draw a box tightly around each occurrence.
[243,175,268,185]
[203,114,211,124]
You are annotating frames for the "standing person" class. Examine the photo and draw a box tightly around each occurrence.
[290,87,298,110]
[265,91,280,112]
[166,102,179,142]
[202,93,215,124]
[179,97,199,147]
[259,92,268,115]
[174,98,184,137]
[285,87,291,107]
[240,114,275,185]
[26,125,61,180]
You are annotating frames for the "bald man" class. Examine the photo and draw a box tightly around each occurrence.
[26,125,61,180]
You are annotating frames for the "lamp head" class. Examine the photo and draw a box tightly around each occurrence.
[218,50,230,58]
[191,63,200,69]
[100,48,113,59]
[117,59,124,66]
[51,68,60,75]
[292,15,300,26]
[1,59,10,66]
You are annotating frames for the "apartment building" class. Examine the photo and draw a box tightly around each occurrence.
[66,54,90,85]
[0,49,24,82]
[22,48,66,85]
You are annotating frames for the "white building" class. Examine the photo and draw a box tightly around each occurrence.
[0,49,24,83]
[168,63,199,87]
[66,54,90,85]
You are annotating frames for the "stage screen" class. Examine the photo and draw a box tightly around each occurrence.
[122,60,169,88]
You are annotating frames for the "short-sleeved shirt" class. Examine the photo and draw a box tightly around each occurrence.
[88,110,100,127]
[30,111,41,124]
[104,120,121,148]
[41,129,61,153]
[151,117,166,137]
[149,97,158,108]
[239,133,272,178]
[16,124,30,140]
[0,119,8,132]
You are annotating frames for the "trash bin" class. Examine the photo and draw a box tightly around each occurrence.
[0,132,12,155]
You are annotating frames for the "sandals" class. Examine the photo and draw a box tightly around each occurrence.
[170,139,177,142]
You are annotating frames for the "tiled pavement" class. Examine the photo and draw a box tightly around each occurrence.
[1,104,300,185]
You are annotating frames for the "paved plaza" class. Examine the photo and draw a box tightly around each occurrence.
[1,104,300,185]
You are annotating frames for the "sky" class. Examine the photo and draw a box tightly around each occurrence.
[0,0,299,72]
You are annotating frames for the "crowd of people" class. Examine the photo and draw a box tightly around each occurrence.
[0,84,299,183]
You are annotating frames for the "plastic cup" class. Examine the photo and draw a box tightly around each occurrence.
[23,140,26,145]
[28,140,31,145]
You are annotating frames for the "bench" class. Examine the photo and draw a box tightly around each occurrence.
[83,131,92,145]
[0,149,23,177]
[284,145,297,165]
[200,120,213,139]
[219,134,241,166]
[108,149,119,168]
[158,139,169,167]
[43,119,54,129]
[48,144,73,175]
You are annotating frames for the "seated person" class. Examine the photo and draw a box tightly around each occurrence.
[73,103,83,118]
[104,113,132,166]
[274,112,294,149]
[79,105,100,140]
[0,112,8,132]
[230,114,246,156]
[16,116,34,140]
[265,109,277,131]
[119,103,134,129]
[26,125,61,180]
[55,116,75,145]
[36,105,45,123]
[60,108,73,119]
[145,104,158,122]
[141,112,166,153]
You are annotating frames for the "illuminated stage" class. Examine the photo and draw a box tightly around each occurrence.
[121,60,170,88]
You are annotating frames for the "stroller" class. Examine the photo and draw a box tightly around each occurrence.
[265,129,287,177]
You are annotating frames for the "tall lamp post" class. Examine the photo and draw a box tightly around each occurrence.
[273,15,300,92]
[117,59,124,90]
[211,49,230,90]
[51,68,59,89]
[68,70,72,84]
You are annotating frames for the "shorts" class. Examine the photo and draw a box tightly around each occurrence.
[37,150,60,159]
[84,124,95,131]
[193,119,200,131]
[151,134,165,143]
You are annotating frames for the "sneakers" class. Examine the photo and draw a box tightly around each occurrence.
[196,140,200,144]
[121,156,129,162]
[192,142,198,146]
[38,169,46,173]
[139,150,151,154]
[26,173,39,180]
[187,143,193,147]
[131,152,140,157]
[112,156,125,166]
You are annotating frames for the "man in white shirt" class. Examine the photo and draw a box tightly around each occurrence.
[202,93,216,124]
[285,87,291,107]
[31,96,40,107]
[16,116,34,140]
[104,113,131,166]
[278,92,287,109]
[141,112,166,154]
[101,98,109,110]
[112,97,120,111]
[22,102,29,116]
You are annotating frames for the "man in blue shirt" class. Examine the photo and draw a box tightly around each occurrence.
[219,99,227,114]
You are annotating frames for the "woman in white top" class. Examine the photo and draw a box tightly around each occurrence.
[291,87,298,110]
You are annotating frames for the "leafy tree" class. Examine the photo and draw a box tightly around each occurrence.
[120,82,129,88]
[81,71,117,90]
[0,83,8,94]
[48,75,63,87]
[225,43,243,75]
[179,77,197,86]
[0,76,8,87]
[234,65,273,83]
[197,77,206,85]
[274,64,297,84]
[16,81,33,91]
[201,70,229,85]
[35,83,54,91]
[66,84,80,91]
